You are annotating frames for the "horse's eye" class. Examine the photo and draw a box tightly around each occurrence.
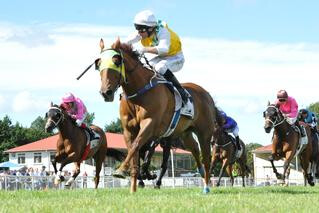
[112,55,122,67]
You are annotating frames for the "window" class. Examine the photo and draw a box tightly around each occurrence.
[34,153,42,163]
[50,152,56,161]
[18,154,25,164]
[11,153,16,158]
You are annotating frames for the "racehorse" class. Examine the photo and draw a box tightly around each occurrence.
[45,103,125,188]
[97,38,218,193]
[263,103,315,186]
[138,138,202,189]
[210,127,250,187]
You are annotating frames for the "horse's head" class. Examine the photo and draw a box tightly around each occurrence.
[45,103,65,133]
[96,38,139,102]
[263,102,284,133]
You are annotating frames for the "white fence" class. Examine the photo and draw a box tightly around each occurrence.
[2,175,319,191]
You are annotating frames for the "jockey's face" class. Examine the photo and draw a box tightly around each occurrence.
[278,98,287,103]
[137,27,155,38]
[65,102,74,110]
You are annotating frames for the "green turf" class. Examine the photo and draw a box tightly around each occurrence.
[1,186,318,213]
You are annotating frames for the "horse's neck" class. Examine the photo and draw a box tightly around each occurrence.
[122,63,155,97]
[275,121,291,138]
[58,119,77,141]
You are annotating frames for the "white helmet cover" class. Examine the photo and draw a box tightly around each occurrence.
[134,10,157,27]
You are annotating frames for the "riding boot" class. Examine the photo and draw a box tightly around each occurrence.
[163,70,189,105]
[235,136,241,150]
[85,126,99,140]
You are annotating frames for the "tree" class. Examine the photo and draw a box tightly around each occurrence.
[84,112,95,126]
[104,118,123,133]
[308,102,319,117]
[30,116,47,131]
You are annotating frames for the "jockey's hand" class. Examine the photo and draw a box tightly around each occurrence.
[71,115,77,120]
[135,46,146,55]
[75,119,82,126]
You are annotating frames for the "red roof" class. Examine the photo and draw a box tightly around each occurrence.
[5,132,190,154]
[252,144,272,153]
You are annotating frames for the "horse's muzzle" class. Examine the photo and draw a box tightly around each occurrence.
[100,89,114,102]
[264,126,272,133]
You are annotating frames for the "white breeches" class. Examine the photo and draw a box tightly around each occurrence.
[149,52,185,75]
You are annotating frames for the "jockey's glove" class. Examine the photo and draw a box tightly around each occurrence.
[135,46,146,55]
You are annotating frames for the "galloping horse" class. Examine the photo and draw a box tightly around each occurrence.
[45,103,125,188]
[210,128,250,187]
[97,38,218,193]
[263,103,315,186]
[138,137,202,189]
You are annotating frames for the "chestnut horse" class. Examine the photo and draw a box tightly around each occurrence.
[263,103,315,186]
[210,130,250,187]
[45,104,125,188]
[97,38,217,193]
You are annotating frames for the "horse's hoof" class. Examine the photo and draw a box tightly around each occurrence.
[154,185,161,189]
[138,181,145,188]
[112,169,128,179]
[203,187,210,194]
[147,173,157,180]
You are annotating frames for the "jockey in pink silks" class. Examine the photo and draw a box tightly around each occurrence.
[275,90,307,142]
[61,93,98,139]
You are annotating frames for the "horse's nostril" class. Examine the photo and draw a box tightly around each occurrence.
[106,90,113,96]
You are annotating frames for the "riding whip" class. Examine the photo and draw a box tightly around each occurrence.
[76,62,94,80]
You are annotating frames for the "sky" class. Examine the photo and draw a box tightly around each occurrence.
[0,0,319,146]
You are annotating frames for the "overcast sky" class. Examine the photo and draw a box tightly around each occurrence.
[1,0,319,145]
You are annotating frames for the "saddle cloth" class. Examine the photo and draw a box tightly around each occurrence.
[81,130,101,161]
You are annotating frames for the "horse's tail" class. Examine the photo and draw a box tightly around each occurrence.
[106,148,126,161]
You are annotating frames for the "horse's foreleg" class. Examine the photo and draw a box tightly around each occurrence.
[155,142,171,189]
[130,152,139,193]
[226,165,234,187]
[65,162,81,188]
[116,122,154,176]
[55,152,77,184]
[269,154,282,179]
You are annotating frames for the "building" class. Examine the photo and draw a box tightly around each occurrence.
[252,144,304,185]
[4,132,195,177]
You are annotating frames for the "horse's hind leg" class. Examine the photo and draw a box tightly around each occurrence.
[182,132,204,178]
[196,131,212,193]
[155,141,171,189]
[217,160,228,187]
[94,150,107,189]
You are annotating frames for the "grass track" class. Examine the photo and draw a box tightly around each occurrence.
[1,186,319,213]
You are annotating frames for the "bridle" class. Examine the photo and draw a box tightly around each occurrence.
[264,105,285,128]
[47,106,64,128]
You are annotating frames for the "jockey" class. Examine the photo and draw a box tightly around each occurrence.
[275,90,307,140]
[124,10,192,111]
[299,109,318,131]
[219,110,241,151]
[60,93,98,140]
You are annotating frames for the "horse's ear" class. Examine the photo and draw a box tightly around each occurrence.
[114,37,121,49]
[267,101,270,106]
[50,102,53,107]
[100,38,105,52]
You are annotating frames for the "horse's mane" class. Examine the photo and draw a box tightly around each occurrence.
[115,42,141,61]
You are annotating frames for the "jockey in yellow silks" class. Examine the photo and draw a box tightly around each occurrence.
[124,10,192,110]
